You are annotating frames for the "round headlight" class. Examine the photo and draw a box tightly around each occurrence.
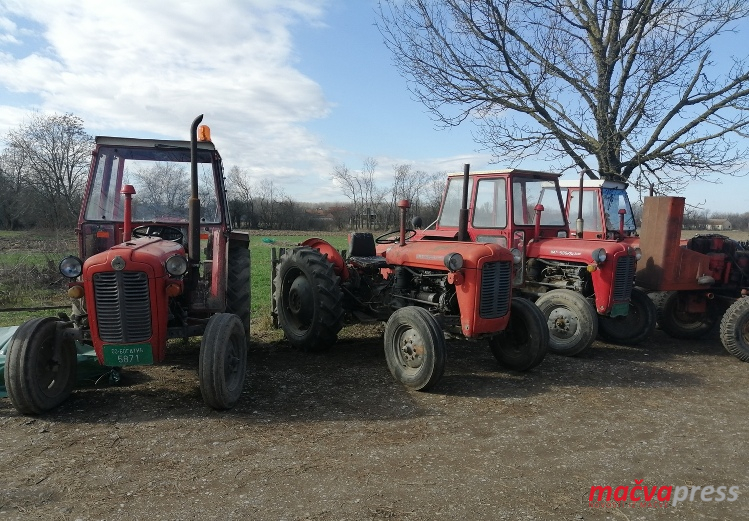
[510,248,523,264]
[165,255,188,276]
[59,256,83,279]
[591,248,607,263]
[443,252,464,272]
[634,247,642,261]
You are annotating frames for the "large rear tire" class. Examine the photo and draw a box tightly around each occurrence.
[226,240,251,335]
[489,297,549,371]
[535,290,597,356]
[4,317,77,415]
[719,297,749,362]
[384,307,446,391]
[274,246,344,352]
[199,313,247,410]
[650,291,718,339]
[597,288,656,345]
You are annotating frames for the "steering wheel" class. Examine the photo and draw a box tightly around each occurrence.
[131,225,184,243]
[375,229,416,244]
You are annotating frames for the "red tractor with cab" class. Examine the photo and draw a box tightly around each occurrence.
[411,168,654,356]
[271,168,549,391]
[558,178,749,362]
[4,116,251,414]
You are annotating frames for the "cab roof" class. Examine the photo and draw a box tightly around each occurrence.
[557,178,627,189]
[447,168,561,179]
[94,136,216,151]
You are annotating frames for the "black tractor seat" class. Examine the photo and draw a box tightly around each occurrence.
[348,232,388,270]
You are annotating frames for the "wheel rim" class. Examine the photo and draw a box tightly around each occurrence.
[282,269,314,332]
[546,307,579,342]
[36,338,68,398]
[224,333,243,392]
[392,324,426,374]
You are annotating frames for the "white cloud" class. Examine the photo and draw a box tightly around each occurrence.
[0,0,335,196]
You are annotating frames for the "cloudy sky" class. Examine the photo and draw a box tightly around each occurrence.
[0,0,746,212]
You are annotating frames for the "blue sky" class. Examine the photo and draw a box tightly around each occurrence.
[0,0,746,213]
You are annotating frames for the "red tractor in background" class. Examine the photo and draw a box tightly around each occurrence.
[271,169,549,391]
[4,116,251,414]
[410,168,654,356]
[558,178,749,362]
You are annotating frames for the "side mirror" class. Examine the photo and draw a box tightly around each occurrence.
[411,216,423,229]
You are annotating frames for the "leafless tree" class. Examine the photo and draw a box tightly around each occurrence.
[0,147,33,229]
[226,166,257,228]
[387,164,438,227]
[331,158,387,229]
[5,112,93,227]
[377,1,749,194]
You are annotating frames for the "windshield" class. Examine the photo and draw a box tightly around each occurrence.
[438,177,474,227]
[513,178,566,226]
[601,187,636,231]
[84,146,219,223]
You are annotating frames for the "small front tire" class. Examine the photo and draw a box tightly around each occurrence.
[597,288,656,345]
[199,313,248,410]
[489,298,549,371]
[384,307,446,391]
[4,317,77,415]
[535,290,597,356]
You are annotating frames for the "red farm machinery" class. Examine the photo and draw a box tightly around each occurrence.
[271,169,549,391]
[4,116,251,414]
[410,167,654,356]
[558,178,749,362]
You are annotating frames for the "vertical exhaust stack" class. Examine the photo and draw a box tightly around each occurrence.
[188,114,203,270]
[576,170,584,238]
[458,164,470,241]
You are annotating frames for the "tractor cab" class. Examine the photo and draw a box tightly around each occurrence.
[557,179,637,240]
[78,134,228,262]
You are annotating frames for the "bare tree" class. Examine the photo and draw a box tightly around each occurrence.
[0,147,33,229]
[5,112,92,227]
[387,164,436,227]
[377,1,749,193]
[331,158,386,229]
[226,166,257,228]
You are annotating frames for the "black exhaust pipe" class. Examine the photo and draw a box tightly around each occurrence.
[458,164,470,241]
[188,115,203,268]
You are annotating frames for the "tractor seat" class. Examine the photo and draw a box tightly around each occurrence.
[348,232,388,270]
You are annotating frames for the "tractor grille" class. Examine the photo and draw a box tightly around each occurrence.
[613,256,636,302]
[93,271,152,343]
[479,261,512,319]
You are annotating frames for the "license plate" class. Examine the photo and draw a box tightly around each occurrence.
[610,302,630,318]
[102,343,154,366]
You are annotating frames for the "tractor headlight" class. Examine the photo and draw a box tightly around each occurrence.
[634,247,642,261]
[165,255,188,276]
[511,248,523,264]
[591,248,607,263]
[444,252,464,272]
[59,256,83,279]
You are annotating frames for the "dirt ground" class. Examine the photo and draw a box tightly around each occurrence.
[1,321,748,521]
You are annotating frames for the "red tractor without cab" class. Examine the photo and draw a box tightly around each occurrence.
[4,116,251,414]
[271,168,549,391]
[411,168,654,356]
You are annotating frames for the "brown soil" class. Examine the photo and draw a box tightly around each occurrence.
[2,323,748,520]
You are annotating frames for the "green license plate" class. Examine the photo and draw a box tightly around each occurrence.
[610,302,630,318]
[102,343,154,366]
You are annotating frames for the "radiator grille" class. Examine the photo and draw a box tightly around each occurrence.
[93,271,152,343]
[479,261,512,319]
[613,256,636,301]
